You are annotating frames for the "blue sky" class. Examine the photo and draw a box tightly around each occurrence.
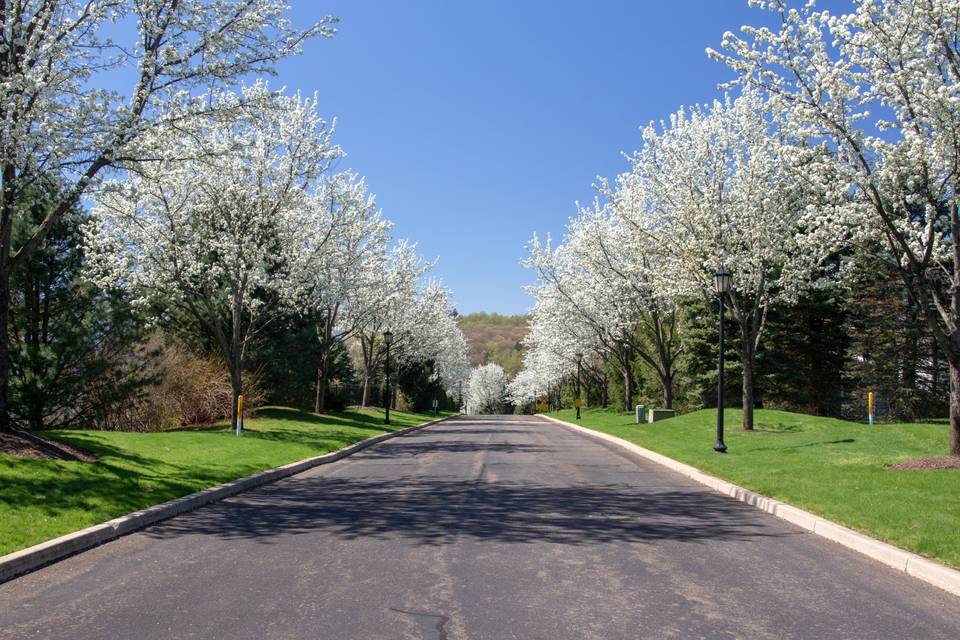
[272,0,851,315]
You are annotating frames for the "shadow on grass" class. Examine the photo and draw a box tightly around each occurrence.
[251,407,413,433]
[752,422,803,433]
[783,438,856,449]
[0,421,378,525]
[0,441,254,521]
[145,476,787,547]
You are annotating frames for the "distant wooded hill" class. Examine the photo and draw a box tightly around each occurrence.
[457,312,528,378]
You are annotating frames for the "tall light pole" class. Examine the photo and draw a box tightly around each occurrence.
[575,351,583,420]
[383,330,393,425]
[715,266,732,453]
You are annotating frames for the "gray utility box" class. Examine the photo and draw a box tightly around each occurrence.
[648,409,675,423]
[635,405,646,424]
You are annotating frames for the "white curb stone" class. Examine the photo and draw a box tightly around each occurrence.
[0,414,454,584]
[540,413,960,599]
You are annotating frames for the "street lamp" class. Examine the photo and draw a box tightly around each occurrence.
[575,351,583,420]
[383,330,393,425]
[714,266,732,453]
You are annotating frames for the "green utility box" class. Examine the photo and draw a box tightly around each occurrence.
[635,405,646,424]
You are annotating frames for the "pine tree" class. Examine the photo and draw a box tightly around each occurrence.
[9,181,147,429]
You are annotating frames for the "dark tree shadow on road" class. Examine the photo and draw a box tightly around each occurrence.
[358,440,551,457]
[144,475,788,547]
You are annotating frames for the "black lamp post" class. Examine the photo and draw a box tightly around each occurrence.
[715,266,732,453]
[383,330,393,425]
[575,351,583,420]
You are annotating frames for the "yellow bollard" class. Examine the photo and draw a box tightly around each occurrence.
[867,391,874,426]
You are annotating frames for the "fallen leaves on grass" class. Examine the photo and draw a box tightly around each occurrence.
[0,431,96,461]
[891,457,960,471]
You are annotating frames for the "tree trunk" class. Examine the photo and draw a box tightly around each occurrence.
[230,364,242,431]
[0,160,13,433]
[741,340,755,431]
[313,367,326,413]
[903,305,918,391]
[315,350,330,413]
[661,373,674,410]
[950,360,960,457]
[623,368,634,412]
[0,275,10,433]
[932,342,940,396]
[361,371,372,407]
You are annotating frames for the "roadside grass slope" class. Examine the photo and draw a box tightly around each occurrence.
[0,407,446,556]
[549,408,960,569]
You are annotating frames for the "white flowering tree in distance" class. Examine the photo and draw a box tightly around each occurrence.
[466,363,508,415]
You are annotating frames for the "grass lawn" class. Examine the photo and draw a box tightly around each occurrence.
[0,406,447,557]
[547,407,960,569]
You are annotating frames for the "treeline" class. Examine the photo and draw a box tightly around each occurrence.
[0,3,470,433]
[510,0,960,460]
[512,273,944,424]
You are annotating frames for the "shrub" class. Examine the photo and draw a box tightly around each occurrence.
[96,337,264,431]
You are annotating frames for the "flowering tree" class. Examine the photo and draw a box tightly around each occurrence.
[566,206,683,408]
[306,172,390,412]
[345,242,430,406]
[711,0,960,453]
[0,0,333,430]
[508,343,567,407]
[466,363,508,414]
[523,207,682,411]
[525,235,641,412]
[85,86,341,429]
[609,90,815,430]
[411,284,471,396]
[430,314,471,402]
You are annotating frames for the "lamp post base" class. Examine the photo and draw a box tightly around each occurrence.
[714,441,727,453]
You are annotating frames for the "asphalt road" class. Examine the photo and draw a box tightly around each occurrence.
[2,415,960,639]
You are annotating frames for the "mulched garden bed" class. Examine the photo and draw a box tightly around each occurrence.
[891,456,960,471]
[0,430,96,461]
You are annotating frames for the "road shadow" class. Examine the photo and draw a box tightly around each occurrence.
[145,475,785,547]
[359,440,550,457]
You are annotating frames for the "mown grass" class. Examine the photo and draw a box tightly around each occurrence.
[0,406,447,556]
[548,407,960,569]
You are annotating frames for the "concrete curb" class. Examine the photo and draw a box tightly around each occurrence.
[539,413,960,599]
[0,414,454,584]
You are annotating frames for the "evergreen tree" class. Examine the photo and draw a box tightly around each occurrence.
[842,252,948,421]
[759,288,849,417]
[9,181,147,429]
[396,359,448,413]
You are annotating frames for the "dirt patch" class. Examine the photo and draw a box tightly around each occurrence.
[0,430,96,462]
[891,456,960,471]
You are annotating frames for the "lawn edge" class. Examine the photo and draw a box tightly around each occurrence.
[540,413,960,600]
[0,413,455,584]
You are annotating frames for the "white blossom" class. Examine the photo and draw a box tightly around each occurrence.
[466,363,508,415]
[84,85,341,425]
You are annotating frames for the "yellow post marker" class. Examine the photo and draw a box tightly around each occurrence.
[236,394,244,437]
[867,391,874,426]
[575,398,582,409]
